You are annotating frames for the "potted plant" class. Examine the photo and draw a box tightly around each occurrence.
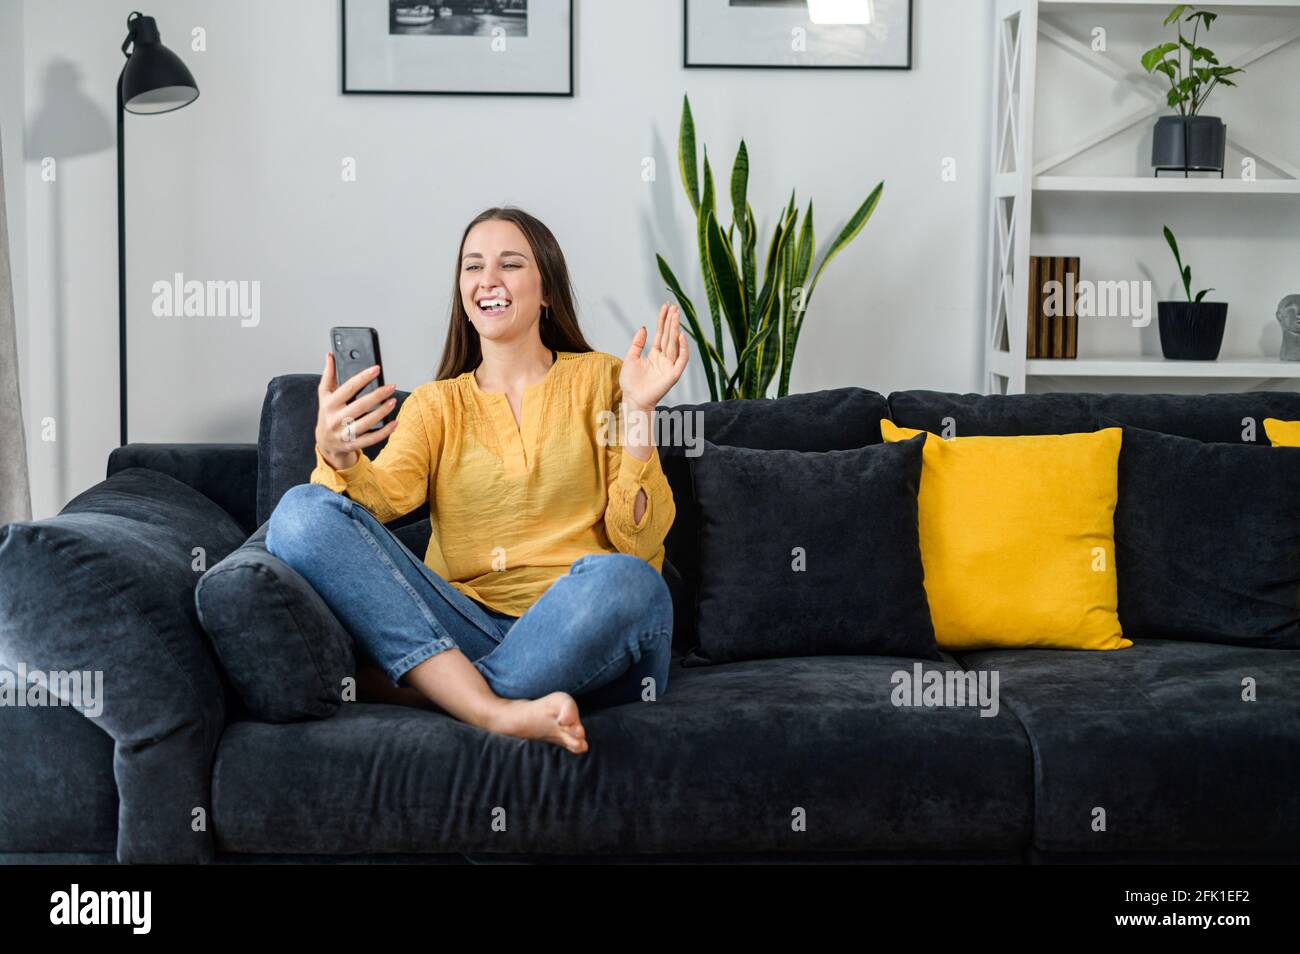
[1158,225,1227,359]
[1140,5,1243,176]
[656,94,883,400]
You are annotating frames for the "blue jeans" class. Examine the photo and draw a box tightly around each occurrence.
[265,483,673,710]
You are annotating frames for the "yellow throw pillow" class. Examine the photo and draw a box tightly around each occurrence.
[1263,418,1300,447]
[881,420,1130,651]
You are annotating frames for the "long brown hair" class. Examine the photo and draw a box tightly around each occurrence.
[434,207,595,380]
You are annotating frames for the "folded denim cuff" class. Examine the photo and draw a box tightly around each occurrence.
[387,636,457,688]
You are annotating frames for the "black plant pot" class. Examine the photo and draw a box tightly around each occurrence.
[1152,115,1226,174]
[1157,301,1228,360]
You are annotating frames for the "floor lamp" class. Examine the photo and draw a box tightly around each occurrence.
[117,11,198,446]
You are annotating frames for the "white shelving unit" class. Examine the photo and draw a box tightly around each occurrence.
[985,0,1300,393]
[1034,175,1300,193]
[1027,357,1300,377]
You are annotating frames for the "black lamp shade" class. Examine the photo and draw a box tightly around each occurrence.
[121,14,198,114]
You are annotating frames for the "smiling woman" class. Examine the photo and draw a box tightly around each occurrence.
[267,205,689,757]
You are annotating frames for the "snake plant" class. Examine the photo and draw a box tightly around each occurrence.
[656,93,884,400]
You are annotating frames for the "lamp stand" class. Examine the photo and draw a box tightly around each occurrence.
[116,67,128,448]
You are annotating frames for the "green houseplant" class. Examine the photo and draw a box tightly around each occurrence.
[1140,5,1243,174]
[1158,224,1227,359]
[655,94,884,400]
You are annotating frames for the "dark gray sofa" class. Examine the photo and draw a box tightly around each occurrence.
[1,376,1297,865]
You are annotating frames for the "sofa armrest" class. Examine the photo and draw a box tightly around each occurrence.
[0,675,119,853]
[0,468,248,863]
[108,443,258,536]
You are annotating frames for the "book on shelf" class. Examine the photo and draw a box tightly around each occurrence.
[1027,255,1079,359]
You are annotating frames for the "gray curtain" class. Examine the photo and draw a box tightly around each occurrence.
[0,123,32,524]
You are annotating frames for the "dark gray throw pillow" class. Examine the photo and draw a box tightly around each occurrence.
[657,386,891,656]
[1108,422,1300,649]
[687,435,940,664]
[195,522,356,722]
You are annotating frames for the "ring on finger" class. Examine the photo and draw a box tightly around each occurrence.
[342,418,356,443]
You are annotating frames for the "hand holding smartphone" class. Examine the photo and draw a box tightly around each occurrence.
[316,327,398,471]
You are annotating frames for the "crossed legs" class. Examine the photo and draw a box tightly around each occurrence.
[267,483,674,753]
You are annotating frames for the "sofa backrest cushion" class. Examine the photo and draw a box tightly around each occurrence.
[658,387,892,653]
[889,390,1300,443]
[1092,393,1300,444]
[257,374,426,532]
[0,467,247,863]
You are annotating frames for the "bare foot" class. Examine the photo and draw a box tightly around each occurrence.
[492,692,589,754]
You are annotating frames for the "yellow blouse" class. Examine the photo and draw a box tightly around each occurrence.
[310,349,676,617]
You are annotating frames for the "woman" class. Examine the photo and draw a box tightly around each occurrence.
[266,207,688,756]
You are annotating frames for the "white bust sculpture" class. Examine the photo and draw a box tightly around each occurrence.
[1279,295,1300,361]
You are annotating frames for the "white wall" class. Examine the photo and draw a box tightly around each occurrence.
[15,0,992,518]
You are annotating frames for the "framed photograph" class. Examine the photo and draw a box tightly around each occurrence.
[342,0,573,96]
[684,0,913,70]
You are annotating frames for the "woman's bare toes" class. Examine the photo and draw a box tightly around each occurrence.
[550,692,587,749]
[495,693,588,754]
[546,692,587,753]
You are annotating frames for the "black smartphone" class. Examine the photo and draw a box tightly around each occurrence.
[330,326,391,432]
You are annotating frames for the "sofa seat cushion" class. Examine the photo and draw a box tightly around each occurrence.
[953,638,1300,854]
[211,653,1031,855]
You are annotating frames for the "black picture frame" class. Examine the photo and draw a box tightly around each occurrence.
[341,0,575,97]
[683,0,913,71]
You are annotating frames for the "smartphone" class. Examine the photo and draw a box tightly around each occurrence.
[330,326,391,432]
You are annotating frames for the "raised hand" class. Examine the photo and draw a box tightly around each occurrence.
[620,303,689,410]
[316,351,398,470]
